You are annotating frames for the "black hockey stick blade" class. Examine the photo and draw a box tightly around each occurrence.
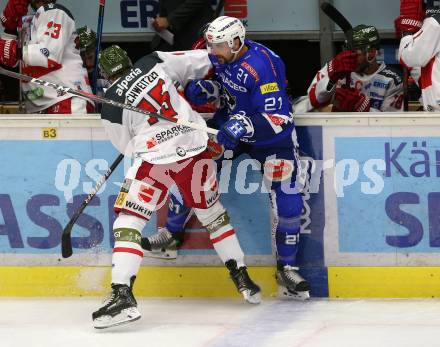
[320,2,353,49]
[213,0,225,18]
[61,153,124,258]
[320,2,352,33]
[61,197,91,258]
[61,220,76,258]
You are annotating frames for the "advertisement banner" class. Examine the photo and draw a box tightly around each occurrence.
[0,125,276,266]
[324,126,440,266]
[0,122,325,284]
[0,0,399,35]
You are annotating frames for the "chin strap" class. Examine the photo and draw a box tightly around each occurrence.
[357,47,378,74]
[367,49,378,64]
[230,40,245,62]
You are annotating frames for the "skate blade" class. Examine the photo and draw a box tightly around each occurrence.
[242,289,261,304]
[93,307,141,329]
[143,248,177,260]
[278,286,310,301]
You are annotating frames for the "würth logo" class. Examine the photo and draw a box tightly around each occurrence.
[224,0,247,19]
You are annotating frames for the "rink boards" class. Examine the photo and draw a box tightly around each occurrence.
[1,114,440,298]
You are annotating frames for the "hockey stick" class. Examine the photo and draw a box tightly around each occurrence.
[0,67,219,135]
[213,0,225,18]
[320,2,353,48]
[61,153,124,258]
[92,0,105,95]
[402,42,409,111]
[17,26,24,113]
[320,2,354,88]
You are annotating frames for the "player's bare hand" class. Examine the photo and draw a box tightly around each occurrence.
[152,17,170,31]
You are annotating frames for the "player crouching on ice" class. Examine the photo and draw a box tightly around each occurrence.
[145,16,311,301]
[92,45,261,329]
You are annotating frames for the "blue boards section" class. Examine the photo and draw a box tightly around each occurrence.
[0,128,328,296]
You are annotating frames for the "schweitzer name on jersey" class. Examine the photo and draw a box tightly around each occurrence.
[114,66,159,100]
[126,71,160,104]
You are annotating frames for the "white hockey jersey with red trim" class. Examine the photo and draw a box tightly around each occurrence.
[101,50,213,165]
[307,61,404,112]
[399,15,440,111]
[21,4,91,113]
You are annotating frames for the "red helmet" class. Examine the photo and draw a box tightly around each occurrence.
[191,36,207,50]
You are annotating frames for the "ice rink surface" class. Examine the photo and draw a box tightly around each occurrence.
[2,298,440,347]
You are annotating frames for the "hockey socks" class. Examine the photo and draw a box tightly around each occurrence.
[112,240,144,285]
[111,214,146,285]
[209,227,244,267]
[275,214,301,266]
[195,202,245,267]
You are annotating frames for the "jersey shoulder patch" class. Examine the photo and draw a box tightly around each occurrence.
[101,85,124,125]
[135,53,163,71]
[425,8,440,24]
[378,65,403,86]
[43,3,74,21]
[240,60,261,83]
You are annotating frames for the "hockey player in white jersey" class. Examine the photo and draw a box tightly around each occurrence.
[92,45,261,329]
[0,0,93,113]
[308,24,404,112]
[397,0,440,111]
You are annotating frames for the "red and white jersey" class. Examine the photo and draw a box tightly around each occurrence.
[399,15,440,111]
[308,61,404,112]
[20,4,91,113]
[101,50,213,165]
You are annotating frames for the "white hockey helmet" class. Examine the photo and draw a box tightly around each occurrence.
[205,16,246,54]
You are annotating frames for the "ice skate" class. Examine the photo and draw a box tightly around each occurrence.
[276,265,310,300]
[226,259,261,304]
[141,227,184,260]
[92,283,141,329]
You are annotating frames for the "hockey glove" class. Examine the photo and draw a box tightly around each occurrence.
[184,79,221,105]
[327,50,358,83]
[206,134,225,160]
[0,0,29,32]
[0,37,18,67]
[216,118,247,150]
[332,87,370,112]
[395,0,424,38]
[400,0,425,18]
[394,16,423,37]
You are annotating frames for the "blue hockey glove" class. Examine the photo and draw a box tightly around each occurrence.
[184,79,221,105]
[216,118,247,150]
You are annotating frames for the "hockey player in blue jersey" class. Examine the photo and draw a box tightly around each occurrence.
[145,16,310,299]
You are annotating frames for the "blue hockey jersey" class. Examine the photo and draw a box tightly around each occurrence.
[209,40,294,145]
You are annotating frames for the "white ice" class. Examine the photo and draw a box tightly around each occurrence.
[2,298,440,347]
